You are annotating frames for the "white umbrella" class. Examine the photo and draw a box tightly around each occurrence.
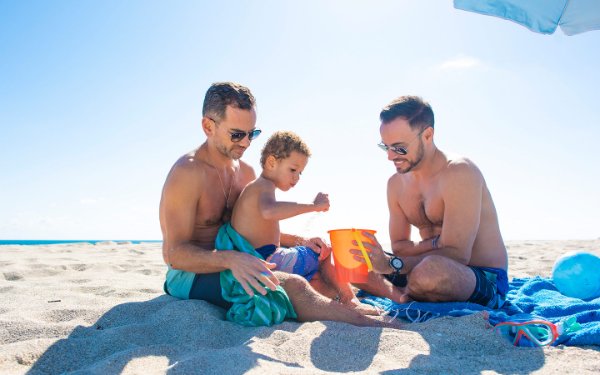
[454,0,600,35]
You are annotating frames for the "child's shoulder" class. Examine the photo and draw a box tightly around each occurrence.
[245,176,276,193]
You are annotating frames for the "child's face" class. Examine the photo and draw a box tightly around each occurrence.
[272,151,308,191]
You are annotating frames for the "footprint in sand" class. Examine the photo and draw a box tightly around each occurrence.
[3,272,24,281]
[135,269,153,276]
[69,264,89,271]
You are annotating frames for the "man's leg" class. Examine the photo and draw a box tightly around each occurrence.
[406,255,476,302]
[187,272,233,309]
[276,272,400,328]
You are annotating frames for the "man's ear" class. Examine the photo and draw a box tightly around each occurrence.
[423,126,434,142]
[202,117,214,136]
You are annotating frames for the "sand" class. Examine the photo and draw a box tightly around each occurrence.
[1,240,599,374]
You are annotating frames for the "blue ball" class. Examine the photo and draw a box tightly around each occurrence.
[552,251,600,300]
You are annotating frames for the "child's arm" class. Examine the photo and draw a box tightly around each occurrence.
[259,192,330,221]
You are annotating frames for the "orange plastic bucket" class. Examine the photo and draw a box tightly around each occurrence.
[328,228,376,283]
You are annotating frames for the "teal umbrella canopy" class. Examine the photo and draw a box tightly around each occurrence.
[454,0,600,35]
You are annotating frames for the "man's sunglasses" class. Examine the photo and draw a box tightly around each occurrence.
[229,129,262,142]
[377,129,426,156]
[377,143,409,155]
[208,117,262,142]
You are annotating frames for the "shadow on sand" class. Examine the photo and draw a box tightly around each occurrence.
[378,315,547,375]
[27,296,304,374]
[28,297,547,374]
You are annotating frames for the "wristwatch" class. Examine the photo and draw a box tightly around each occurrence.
[389,256,404,274]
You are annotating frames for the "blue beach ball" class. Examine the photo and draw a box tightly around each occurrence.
[552,251,600,300]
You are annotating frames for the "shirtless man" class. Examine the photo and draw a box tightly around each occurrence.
[160,82,393,326]
[352,95,508,308]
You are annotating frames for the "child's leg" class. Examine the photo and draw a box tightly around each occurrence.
[316,255,381,315]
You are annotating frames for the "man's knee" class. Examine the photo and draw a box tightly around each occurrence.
[408,255,448,293]
[277,272,310,296]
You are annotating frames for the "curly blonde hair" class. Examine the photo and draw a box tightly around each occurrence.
[260,131,311,167]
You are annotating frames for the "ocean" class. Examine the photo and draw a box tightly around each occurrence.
[0,240,162,245]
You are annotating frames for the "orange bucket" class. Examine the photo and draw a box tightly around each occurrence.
[328,228,376,283]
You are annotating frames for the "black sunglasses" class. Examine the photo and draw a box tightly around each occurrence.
[208,117,262,142]
[229,129,262,142]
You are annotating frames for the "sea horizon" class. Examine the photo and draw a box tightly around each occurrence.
[0,240,163,245]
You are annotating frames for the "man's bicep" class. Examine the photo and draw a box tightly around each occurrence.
[161,169,198,246]
[388,183,411,242]
[440,167,482,259]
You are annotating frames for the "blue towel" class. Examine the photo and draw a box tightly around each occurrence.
[361,276,600,346]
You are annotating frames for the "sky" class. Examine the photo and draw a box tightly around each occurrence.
[1,1,599,242]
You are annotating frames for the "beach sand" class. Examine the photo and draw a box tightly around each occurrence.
[1,240,599,374]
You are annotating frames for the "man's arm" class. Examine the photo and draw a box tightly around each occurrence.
[161,163,278,295]
[161,164,227,272]
[387,177,437,256]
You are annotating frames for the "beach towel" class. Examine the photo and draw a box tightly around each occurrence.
[216,223,297,327]
[361,276,600,346]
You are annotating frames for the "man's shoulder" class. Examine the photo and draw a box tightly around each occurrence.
[442,155,484,184]
[166,151,208,184]
[238,159,256,176]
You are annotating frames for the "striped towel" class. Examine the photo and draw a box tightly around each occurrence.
[216,223,297,326]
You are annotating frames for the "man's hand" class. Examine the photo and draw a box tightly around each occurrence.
[349,231,393,275]
[300,236,332,262]
[225,252,280,297]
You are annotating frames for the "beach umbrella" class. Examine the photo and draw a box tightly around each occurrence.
[454,0,600,35]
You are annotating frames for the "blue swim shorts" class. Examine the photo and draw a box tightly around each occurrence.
[266,245,319,281]
[468,266,509,309]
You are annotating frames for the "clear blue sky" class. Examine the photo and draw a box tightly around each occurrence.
[1,1,599,241]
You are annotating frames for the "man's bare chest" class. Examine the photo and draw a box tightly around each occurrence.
[399,187,444,228]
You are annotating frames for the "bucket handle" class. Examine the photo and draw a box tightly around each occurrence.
[352,228,373,271]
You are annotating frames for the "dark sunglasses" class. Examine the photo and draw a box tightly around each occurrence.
[229,129,262,142]
[208,117,261,142]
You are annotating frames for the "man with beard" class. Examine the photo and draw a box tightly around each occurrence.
[352,96,509,308]
[160,82,393,327]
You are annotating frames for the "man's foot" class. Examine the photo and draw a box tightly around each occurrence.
[388,286,413,304]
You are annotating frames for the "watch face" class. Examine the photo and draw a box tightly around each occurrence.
[391,257,403,270]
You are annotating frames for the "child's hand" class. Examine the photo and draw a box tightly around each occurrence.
[312,192,330,212]
[301,236,332,261]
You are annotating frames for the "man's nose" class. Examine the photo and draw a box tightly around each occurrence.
[387,149,397,161]
[239,135,252,147]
